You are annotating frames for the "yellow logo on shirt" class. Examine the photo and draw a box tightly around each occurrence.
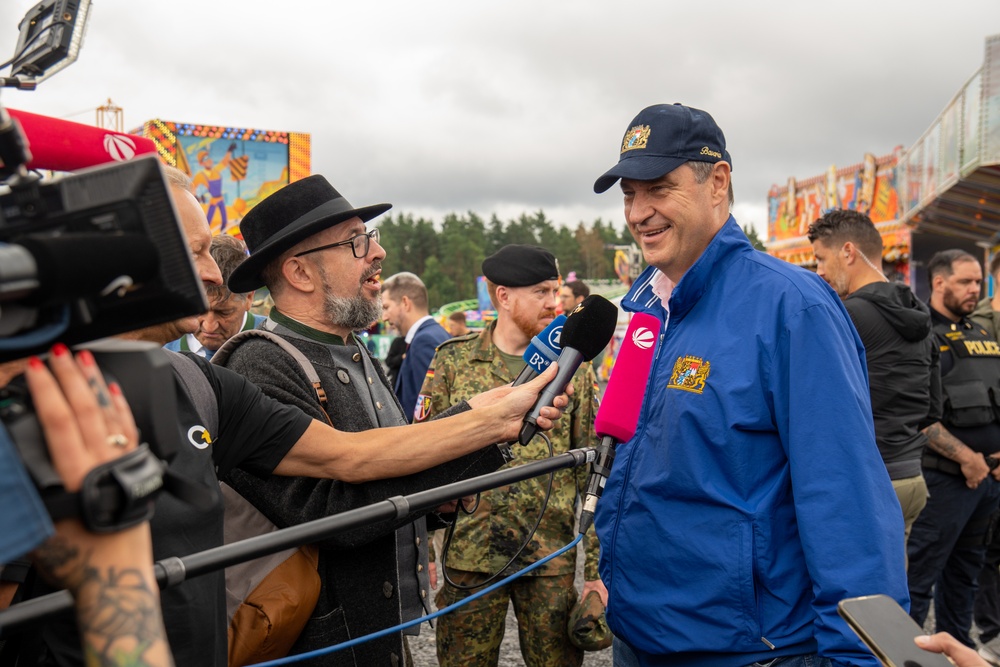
[668,356,711,394]
[187,425,212,449]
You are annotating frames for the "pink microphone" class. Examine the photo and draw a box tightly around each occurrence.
[8,108,157,172]
[579,312,661,534]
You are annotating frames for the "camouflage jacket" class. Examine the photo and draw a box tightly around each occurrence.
[417,322,601,580]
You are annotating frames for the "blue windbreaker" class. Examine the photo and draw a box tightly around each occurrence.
[595,217,908,667]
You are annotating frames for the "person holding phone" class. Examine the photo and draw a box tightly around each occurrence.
[917,633,991,667]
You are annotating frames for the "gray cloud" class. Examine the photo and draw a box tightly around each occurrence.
[0,0,996,241]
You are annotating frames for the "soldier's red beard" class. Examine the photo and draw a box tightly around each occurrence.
[511,306,557,341]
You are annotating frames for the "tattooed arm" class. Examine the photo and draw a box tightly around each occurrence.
[24,347,174,666]
[922,421,989,489]
[31,521,172,666]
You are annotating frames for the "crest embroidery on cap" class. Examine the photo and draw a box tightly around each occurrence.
[668,356,711,394]
[621,125,651,153]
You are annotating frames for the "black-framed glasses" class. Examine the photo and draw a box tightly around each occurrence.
[294,228,380,260]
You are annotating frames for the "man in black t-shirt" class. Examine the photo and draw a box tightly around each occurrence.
[9,168,567,667]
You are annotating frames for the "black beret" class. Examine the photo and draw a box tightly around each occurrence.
[482,244,560,287]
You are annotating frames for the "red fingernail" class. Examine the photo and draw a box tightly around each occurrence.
[78,350,95,367]
[51,343,69,357]
[28,356,44,370]
[108,382,122,397]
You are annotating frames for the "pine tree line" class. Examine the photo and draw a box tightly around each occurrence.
[376,210,636,309]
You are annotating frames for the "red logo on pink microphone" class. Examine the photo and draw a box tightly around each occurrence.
[103,133,137,161]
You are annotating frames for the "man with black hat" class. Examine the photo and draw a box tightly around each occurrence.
[218,177,568,666]
[589,104,908,667]
[418,244,603,667]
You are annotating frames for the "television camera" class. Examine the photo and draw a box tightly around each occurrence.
[0,0,209,533]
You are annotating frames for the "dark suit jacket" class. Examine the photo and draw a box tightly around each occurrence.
[395,319,451,422]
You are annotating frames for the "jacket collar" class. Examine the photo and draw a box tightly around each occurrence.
[622,215,749,321]
[404,315,435,344]
[930,303,973,330]
[268,306,348,345]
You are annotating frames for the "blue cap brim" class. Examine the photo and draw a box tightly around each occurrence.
[593,155,688,193]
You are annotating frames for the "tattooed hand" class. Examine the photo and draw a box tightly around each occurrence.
[25,345,174,667]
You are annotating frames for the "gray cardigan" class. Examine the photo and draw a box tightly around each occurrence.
[220,329,504,666]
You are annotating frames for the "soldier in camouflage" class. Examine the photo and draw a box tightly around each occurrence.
[417,244,605,667]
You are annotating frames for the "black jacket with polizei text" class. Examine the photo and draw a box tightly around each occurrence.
[845,281,938,479]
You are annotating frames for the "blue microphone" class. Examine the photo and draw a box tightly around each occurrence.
[512,314,566,387]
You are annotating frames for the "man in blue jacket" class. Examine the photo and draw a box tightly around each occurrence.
[382,271,452,422]
[591,103,909,667]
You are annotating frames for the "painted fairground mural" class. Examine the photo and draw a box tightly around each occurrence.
[139,119,311,237]
[766,148,911,283]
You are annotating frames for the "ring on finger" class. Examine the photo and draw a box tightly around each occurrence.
[106,433,128,449]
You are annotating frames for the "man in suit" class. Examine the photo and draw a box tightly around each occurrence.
[382,272,452,422]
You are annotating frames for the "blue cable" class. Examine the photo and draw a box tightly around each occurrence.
[251,533,585,667]
[0,305,69,351]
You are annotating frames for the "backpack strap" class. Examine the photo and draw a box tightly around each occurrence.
[168,352,220,436]
[211,330,332,425]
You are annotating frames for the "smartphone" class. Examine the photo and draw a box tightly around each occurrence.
[838,595,952,667]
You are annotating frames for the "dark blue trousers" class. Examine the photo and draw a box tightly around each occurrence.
[907,468,1000,647]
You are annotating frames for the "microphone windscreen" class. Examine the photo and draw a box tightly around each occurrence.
[17,233,160,305]
[8,108,157,172]
[595,312,661,442]
[560,295,619,361]
[522,314,566,373]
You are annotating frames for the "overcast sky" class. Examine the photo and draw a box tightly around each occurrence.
[0,1,997,241]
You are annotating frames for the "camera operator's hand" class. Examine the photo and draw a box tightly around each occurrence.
[24,344,174,667]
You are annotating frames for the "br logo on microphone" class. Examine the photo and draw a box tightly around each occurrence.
[632,327,656,350]
[103,133,137,161]
[527,352,548,367]
[547,325,563,349]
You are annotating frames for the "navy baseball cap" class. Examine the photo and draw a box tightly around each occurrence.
[593,103,732,193]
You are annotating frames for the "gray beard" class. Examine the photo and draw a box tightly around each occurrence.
[322,291,382,332]
[314,260,383,332]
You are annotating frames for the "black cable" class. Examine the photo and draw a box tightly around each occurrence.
[0,20,71,73]
[441,431,556,591]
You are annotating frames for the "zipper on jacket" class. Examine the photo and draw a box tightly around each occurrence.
[750,523,771,651]
[608,316,667,607]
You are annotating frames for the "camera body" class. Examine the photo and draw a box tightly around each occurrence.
[0,154,208,359]
[0,145,208,533]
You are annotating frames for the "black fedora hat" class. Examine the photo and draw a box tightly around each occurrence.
[228,175,391,293]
